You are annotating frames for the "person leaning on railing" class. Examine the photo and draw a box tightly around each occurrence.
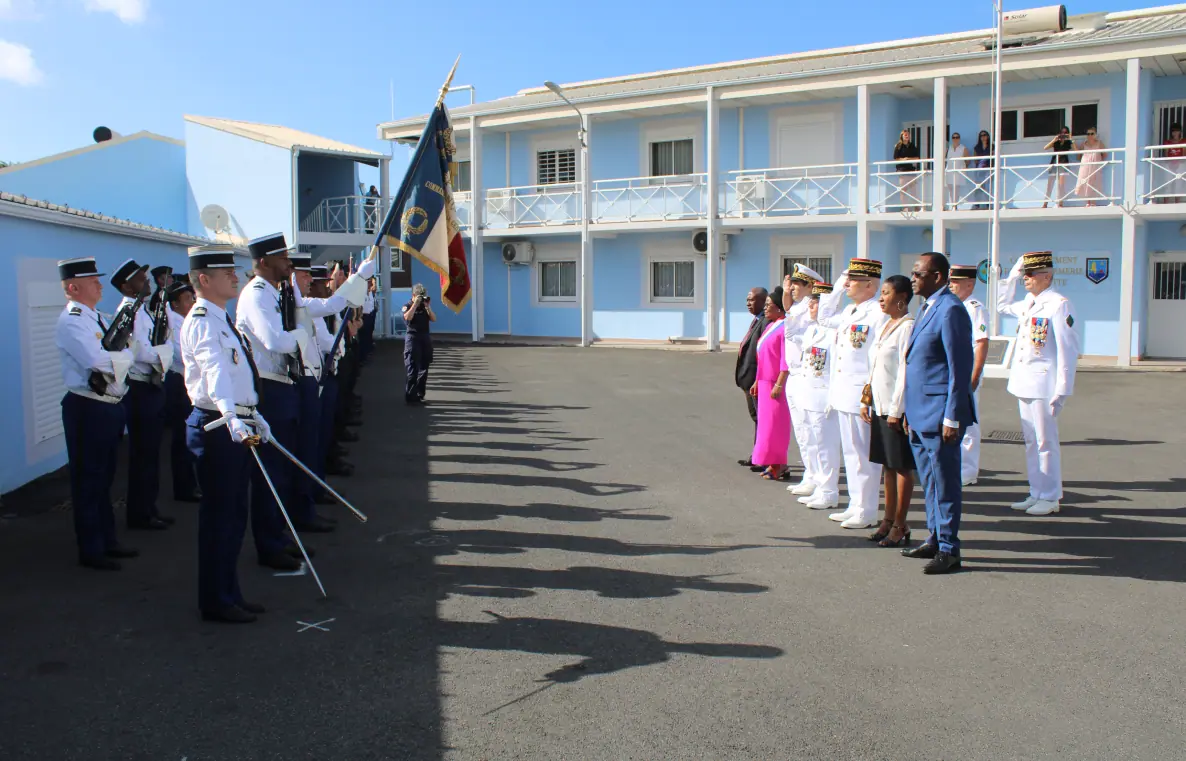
[971,131,994,210]
[893,129,922,212]
[1159,123,1186,204]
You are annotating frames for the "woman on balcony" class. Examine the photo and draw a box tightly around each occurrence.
[893,129,922,212]
[945,133,971,210]
[1042,126,1074,208]
[1160,123,1186,204]
[750,287,791,481]
[971,131,994,210]
[1074,128,1106,206]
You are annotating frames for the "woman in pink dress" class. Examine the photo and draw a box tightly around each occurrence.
[1074,127,1106,206]
[750,287,792,480]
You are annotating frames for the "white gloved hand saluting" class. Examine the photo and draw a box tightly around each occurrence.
[252,411,272,443]
[355,257,376,280]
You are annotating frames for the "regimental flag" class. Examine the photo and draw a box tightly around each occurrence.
[375,102,471,313]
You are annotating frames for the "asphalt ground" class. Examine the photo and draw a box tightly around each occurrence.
[1,342,1184,761]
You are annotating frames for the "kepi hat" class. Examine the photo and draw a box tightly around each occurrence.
[950,264,979,280]
[247,232,293,261]
[187,244,238,270]
[811,282,834,296]
[1021,251,1054,274]
[110,258,150,290]
[847,257,883,279]
[58,257,104,281]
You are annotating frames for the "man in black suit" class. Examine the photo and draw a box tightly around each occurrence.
[735,286,769,470]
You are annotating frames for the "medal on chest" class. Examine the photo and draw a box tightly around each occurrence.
[849,325,870,349]
[1029,317,1049,351]
[808,347,828,377]
[231,348,240,365]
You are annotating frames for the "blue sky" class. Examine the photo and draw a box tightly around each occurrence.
[0,0,1158,173]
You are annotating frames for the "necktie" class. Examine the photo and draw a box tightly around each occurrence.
[226,314,261,397]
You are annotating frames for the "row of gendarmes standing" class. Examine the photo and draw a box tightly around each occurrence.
[54,236,375,623]
[737,250,1079,575]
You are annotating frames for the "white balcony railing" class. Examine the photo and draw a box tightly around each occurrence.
[871,158,934,213]
[1141,145,1186,204]
[591,174,708,223]
[299,195,383,235]
[992,148,1123,209]
[483,184,580,228]
[722,164,858,218]
[453,190,473,228]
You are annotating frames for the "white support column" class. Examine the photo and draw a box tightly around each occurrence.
[932,76,948,225]
[579,116,592,347]
[856,218,870,262]
[706,86,720,352]
[857,85,870,216]
[1118,58,1142,367]
[470,115,483,342]
[378,155,391,338]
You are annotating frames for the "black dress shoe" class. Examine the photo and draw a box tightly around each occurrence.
[105,545,140,559]
[924,551,963,575]
[313,491,335,505]
[295,516,336,533]
[749,465,765,473]
[127,517,170,531]
[902,543,939,559]
[326,460,354,477]
[737,459,754,467]
[258,552,301,571]
[337,429,359,443]
[283,543,315,559]
[319,512,339,524]
[174,492,201,503]
[155,514,176,526]
[80,555,121,571]
[237,601,266,614]
[201,606,257,624]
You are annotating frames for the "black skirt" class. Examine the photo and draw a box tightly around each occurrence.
[869,414,916,472]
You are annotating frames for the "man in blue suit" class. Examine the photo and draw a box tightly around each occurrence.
[902,253,975,574]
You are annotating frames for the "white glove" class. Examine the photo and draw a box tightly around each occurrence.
[824,405,834,416]
[1050,395,1066,417]
[227,416,252,444]
[287,327,310,349]
[252,410,272,443]
[356,257,376,280]
[1009,257,1025,278]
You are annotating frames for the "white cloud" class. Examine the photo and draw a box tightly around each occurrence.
[0,0,40,21]
[0,40,43,86]
[83,0,147,24]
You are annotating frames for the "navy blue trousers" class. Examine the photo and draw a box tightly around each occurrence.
[316,373,339,480]
[251,379,298,557]
[62,393,125,559]
[165,371,198,498]
[360,311,376,361]
[909,428,965,555]
[123,379,165,524]
[292,376,322,525]
[404,334,432,401]
[187,408,251,614]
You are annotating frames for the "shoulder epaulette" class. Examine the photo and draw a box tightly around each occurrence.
[968,299,982,307]
[253,282,266,290]
[68,305,82,316]
[192,306,207,317]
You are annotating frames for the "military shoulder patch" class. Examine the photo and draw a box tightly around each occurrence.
[68,306,82,316]
[253,282,266,290]
[1066,314,1074,327]
[192,306,207,317]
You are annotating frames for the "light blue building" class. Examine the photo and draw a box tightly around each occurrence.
[379,3,1186,364]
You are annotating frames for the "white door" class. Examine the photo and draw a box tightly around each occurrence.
[1148,253,1186,358]
[902,121,934,160]
[777,113,839,174]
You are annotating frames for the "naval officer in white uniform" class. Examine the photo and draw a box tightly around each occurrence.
[788,282,842,509]
[781,263,824,495]
[948,264,989,486]
[998,251,1080,516]
[817,258,889,529]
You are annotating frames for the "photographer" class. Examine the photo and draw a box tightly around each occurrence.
[401,283,435,405]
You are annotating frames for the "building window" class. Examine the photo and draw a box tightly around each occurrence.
[453,160,472,193]
[537,149,576,185]
[650,260,696,301]
[781,256,833,285]
[539,260,577,301]
[1000,102,1099,142]
[650,139,694,177]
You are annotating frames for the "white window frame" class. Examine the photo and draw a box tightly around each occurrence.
[531,243,581,308]
[642,241,703,309]
[639,118,704,178]
[980,88,1110,154]
[770,104,845,169]
[529,132,580,187]
[770,233,845,291]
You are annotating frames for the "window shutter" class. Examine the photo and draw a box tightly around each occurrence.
[28,305,66,444]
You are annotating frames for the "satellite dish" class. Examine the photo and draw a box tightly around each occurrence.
[200,204,231,234]
[93,127,113,143]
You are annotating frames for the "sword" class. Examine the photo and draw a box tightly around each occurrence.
[265,437,368,524]
[203,414,328,598]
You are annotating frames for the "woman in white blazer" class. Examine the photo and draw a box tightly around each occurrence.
[860,275,915,547]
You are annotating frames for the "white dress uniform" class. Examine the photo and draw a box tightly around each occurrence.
[782,297,815,493]
[998,255,1081,514]
[789,320,842,507]
[817,265,889,527]
[235,276,306,384]
[118,296,169,383]
[57,301,133,403]
[182,299,260,415]
[168,307,185,374]
[959,294,989,485]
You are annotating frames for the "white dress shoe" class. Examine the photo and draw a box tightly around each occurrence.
[840,515,876,529]
[1011,496,1038,511]
[789,481,817,496]
[802,495,838,509]
[828,508,857,522]
[1025,500,1060,516]
[962,478,978,487]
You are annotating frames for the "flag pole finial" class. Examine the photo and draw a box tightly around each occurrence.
[436,55,462,108]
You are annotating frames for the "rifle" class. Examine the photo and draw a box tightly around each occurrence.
[88,293,146,395]
[278,278,303,382]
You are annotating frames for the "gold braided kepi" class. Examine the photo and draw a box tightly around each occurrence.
[812,281,834,295]
[1021,251,1054,273]
[790,264,814,284]
[848,258,882,279]
[950,264,978,280]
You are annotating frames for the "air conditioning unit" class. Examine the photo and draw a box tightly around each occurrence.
[735,175,767,211]
[692,231,729,257]
[502,241,535,265]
